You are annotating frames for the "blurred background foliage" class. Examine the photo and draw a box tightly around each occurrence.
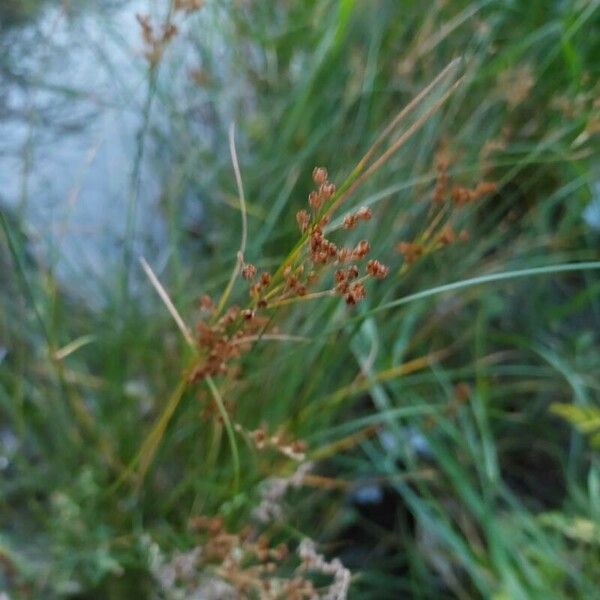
[1,0,600,597]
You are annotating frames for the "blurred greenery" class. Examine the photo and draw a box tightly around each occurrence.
[1,0,600,598]
[0,1,42,27]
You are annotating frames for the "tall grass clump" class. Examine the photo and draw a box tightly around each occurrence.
[1,0,600,598]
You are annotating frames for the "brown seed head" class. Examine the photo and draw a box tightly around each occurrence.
[474,181,497,197]
[308,191,321,210]
[251,427,268,446]
[325,240,338,257]
[162,22,178,42]
[356,206,372,220]
[296,209,310,233]
[221,306,240,325]
[306,271,318,284]
[352,240,370,259]
[285,274,298,290]
[343,214,358,230]
[336,281,350,295]
[345,282,366,305]
[337,248,352,263]
[451,185,473,206]
[366,259,389,279]
[347,265,359,280]
[438,226,455,245]
[290,439,307,454]
[319,182,336,200]
[198,294,214,312]
[312,166,328,186]
[396,241,423,264]
[242,263,257,280]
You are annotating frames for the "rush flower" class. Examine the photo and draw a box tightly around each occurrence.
[366,259,389,279]
[241,263,257,280]
[352,240,370,259]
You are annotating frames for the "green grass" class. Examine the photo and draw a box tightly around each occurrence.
[1,0,600,597]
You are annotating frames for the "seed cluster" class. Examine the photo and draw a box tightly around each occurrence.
[243,269,272,307]
[190,301,268,384]
[283,265,309,297]
[136,1,204,66]
[432,146,496,207]
[395,241,424,265]
[241,263,257,280]
[187,517,298,596]
[397,149,496,266]
[342,206,372,229]
[450,181,497,206]
[334,270,366,305]
[366,259,390,279]
[292,167,389,305]
[176,516,347,599]
[239,425,307,462]
[136,14,178,65]
[308,167,336,211]
[237,168,389,309]
[189,167,392,387]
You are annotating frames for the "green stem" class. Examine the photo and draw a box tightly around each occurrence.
[206,375,240,492]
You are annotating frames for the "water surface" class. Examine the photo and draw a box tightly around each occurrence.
[0,1,204,300]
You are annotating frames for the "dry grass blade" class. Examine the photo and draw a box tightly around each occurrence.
[328,74,464,215]
[301,347,453,422]
[140,257,195,348]
[229,333,310,346]
[215,122,248,317]
[53,334,96,360]
[108,259,197,490]
[356,57,462,171]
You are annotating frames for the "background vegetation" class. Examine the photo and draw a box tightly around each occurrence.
[1,0,600,597]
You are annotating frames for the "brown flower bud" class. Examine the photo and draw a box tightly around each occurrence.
[352,240,370,259]
[366,259,389,279]
[296,209,310,232]
[242,263,257,280]
[312,166,328,185]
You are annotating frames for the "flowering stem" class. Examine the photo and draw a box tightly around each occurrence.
[268,289,336,309]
